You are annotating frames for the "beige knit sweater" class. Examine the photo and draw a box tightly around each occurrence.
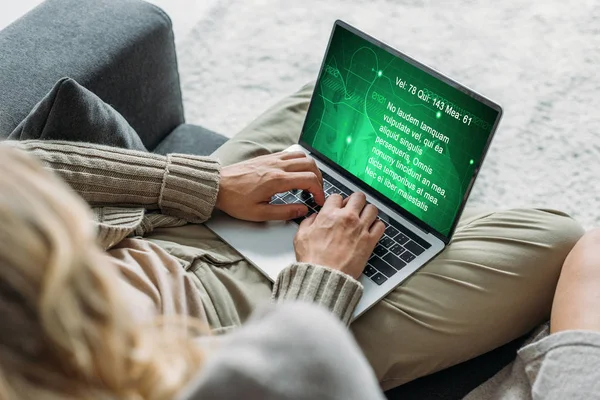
[5,140,363,324]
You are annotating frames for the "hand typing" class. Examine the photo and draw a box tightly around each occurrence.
[294,192,385,279]
[215,151,325,221]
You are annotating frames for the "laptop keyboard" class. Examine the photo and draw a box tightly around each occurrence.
[270,170,431,286]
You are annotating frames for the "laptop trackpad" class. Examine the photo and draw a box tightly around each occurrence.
[205,210,298,281]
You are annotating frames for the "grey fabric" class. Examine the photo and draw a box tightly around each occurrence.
[8,78,146,151]
[0,0,183,150]
[178,303,385,400]
[153,124,228,156]
[465,325,600,400]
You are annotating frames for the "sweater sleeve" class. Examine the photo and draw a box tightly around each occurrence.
[4,140,221,223]
[465,325,600,400]
[515,329,600,399]
[178,303,385,400]
[271,262,364,325]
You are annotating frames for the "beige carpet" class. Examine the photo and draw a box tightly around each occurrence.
[176,0,600,229]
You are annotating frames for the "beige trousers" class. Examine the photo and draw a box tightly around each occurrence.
[146,83,584,390]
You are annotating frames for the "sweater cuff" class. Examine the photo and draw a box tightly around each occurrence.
[159,154,221,223]
[518,326,600,364]
[272,263,363,325]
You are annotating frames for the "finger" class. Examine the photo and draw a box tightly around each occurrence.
[344,192,367,214]
[299,212,317,228]
[273,172,325,205]
[360,204,379,227]
[256,203,308,221]
[369,220,386,242]
[321,193,343,212]
[282,158,323,188]
[279,151,307,161]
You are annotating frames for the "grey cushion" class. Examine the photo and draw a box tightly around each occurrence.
[153,124,228,156]
[8,77,146,151]
[0,0,183,150]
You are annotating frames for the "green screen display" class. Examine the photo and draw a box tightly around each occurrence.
[301,23,500,237]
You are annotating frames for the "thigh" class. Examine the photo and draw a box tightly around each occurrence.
[212,82,315,166]
[351,208,584,390]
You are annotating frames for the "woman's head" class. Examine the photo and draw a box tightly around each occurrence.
[0,146,203,399]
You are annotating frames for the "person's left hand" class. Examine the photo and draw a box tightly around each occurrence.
[215,151,325,221]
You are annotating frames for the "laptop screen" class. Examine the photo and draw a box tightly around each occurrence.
[299,21,502,240]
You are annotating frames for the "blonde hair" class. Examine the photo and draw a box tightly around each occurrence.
[0,146,204,399]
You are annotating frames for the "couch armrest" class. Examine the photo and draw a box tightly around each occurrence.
[0,0,184,150]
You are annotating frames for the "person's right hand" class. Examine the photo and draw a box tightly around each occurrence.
[216,151,325,222]
[293,192,385,279]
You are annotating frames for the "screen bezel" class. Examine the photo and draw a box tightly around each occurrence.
[298,20,503,244]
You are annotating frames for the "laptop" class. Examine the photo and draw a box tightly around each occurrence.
[206,20,503,320]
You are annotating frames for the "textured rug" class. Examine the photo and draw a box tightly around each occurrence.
[176,0,600,229]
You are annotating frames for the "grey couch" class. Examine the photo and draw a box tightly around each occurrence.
[0,0,524,398]
[0,0,228,155]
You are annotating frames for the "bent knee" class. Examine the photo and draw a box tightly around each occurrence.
[551,228,600,332]
[568,227,600,258]
[577,228,600,247]
[533,209,584,251]
[562,228,600,276]
[486,208,584,261]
